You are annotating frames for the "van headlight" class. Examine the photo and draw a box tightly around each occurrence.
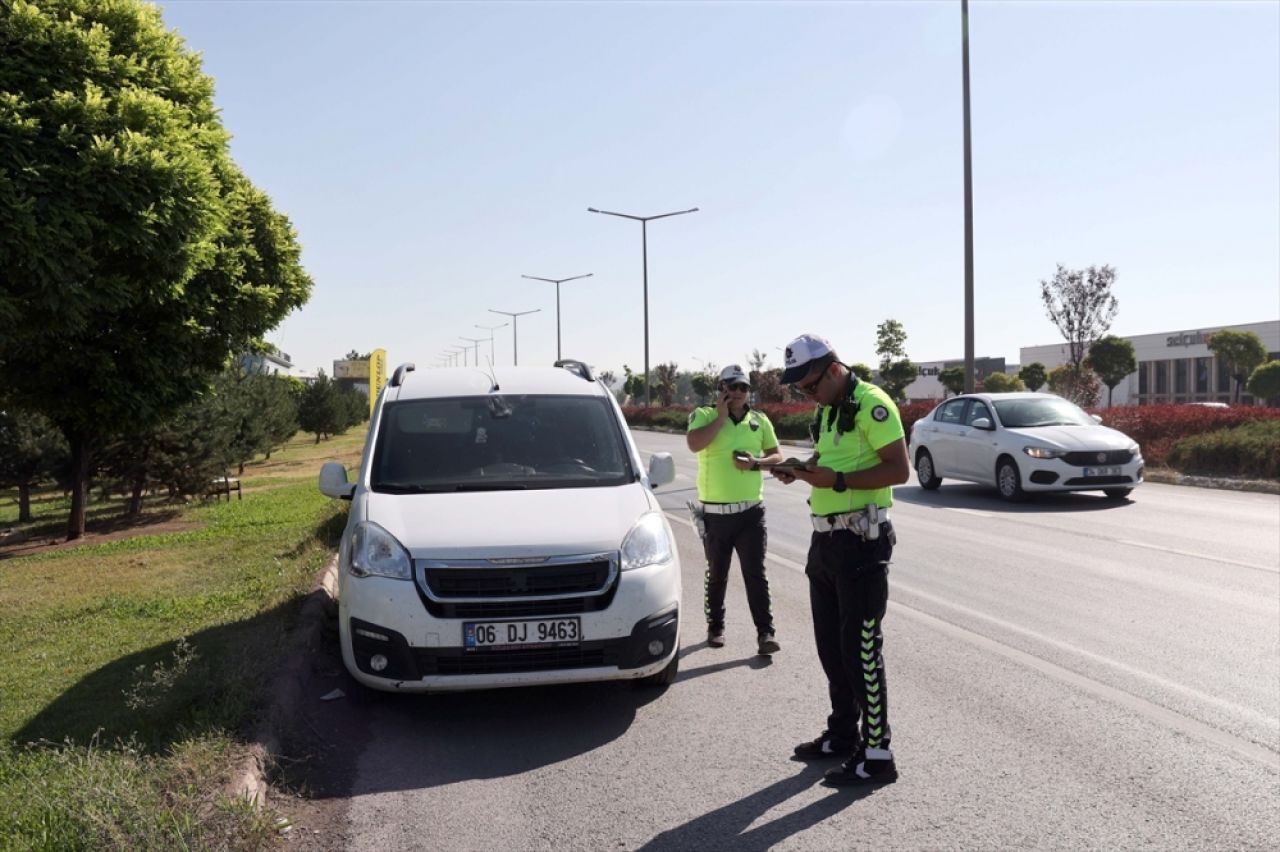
[349,521,412,580]
[621,512,674,572]
[1023,446,1066,459]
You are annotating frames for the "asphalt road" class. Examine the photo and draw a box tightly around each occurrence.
[288,430,1279,851]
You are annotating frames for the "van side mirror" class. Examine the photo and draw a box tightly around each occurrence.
[970,417,993,430]
[647,453,675,488]
[319,462,356,500]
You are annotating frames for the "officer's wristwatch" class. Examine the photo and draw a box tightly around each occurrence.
[833,471,848,493]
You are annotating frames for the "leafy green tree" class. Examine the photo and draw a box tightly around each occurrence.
[1048,364,1100,408]
[982,372,1025,393]
[0,0,313,538]
[689,372,716,405]
[849,363,874,383]
[1087,335,1137,408]
[748,349,768,375]
[1208,330,1268,403]
[0,407,69,522]
[1019,362,1048,392]
[653,363,679,407]
[621,365,645,404]
[1040,264,1119,369]
[875,320,915,403]
[298,374,343,443]
[1246,360,1280,405]
[939,366,965,397]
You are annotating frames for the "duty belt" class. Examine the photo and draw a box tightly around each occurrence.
[701,501,761,515]
[810,504,889,537]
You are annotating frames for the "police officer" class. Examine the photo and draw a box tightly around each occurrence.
[686,364,784,655]
[773,334,910,786]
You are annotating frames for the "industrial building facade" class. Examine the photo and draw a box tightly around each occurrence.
[1019,320,1279,406]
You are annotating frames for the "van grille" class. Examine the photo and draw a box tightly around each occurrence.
[415,553,618,619]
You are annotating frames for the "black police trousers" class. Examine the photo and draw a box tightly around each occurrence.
[701,504,774,635]
[805,521,895,751]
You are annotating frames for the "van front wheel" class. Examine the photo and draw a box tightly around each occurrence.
[638,652,679,688]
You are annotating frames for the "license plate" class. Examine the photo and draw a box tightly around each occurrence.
[463,617,581,650]
[1083,466,1122,477]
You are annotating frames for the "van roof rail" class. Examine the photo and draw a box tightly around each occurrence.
[390,362,416,387]
[554,359,593,382]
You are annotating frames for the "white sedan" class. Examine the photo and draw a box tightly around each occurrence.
[907,392,1144,501]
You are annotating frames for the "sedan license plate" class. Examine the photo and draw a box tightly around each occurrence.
[464,618,581,650]
[1083,465,1122,477]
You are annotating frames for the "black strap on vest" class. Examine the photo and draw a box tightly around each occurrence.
[809,369,862,441]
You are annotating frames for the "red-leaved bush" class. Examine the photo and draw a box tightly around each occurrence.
[623,399,939,444]
[1092,404,1280,466]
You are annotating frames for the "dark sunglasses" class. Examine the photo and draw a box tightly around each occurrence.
[793,368,825,395]
[726,383,750,392]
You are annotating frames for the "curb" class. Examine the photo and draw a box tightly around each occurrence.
[230,553,339,809]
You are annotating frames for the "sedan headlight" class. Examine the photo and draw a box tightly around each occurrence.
[621,512,674,572]
[1128,442,1141,456]
[348,521,412,580]
[1023,446,1066,459]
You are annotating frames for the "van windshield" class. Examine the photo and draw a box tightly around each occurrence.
[371,395,634,492]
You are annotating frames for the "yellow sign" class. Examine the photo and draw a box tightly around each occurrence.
[369,349,388,416]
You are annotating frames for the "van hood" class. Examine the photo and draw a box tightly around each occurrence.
[1005,424,1136,451]
[362,482,656,558]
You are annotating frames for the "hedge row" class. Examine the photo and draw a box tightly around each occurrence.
[624,400,1280,476]
[1166,419,1280,480]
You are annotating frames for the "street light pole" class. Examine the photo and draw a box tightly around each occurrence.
[475,322,507,364]
[488,308,540,366]
[588,206,698,406]
[961,0,976,393]
[459,336,484,366]
[521,273,593,361]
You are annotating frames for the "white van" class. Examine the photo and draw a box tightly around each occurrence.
[318,360,681,692]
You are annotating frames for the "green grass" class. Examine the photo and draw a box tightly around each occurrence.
[0,429,366,849]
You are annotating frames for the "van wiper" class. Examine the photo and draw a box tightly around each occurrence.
[454,483,528,491]
[376,483,458,493]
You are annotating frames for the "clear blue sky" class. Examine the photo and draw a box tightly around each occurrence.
[158,0,1279,379]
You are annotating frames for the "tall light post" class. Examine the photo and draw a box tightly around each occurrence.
[475,322,507,364]
[961,0,976,392]
[488,308,540,366]
[521,273,593,361]
[459,336,484,366]
[448,346,467,367]
[588,205,699,406]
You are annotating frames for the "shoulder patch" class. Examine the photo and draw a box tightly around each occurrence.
[687,411,697,424]
[871,405,889,422]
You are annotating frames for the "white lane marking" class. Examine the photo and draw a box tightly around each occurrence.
[898,605,1279,771]
[900,505,1278,574]
[665,514,1280,771]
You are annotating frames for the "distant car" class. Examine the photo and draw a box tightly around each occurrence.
[1186,401,1229,408]
[908,392,1143,501]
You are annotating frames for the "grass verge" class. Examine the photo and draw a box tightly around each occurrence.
[0,429,364,850]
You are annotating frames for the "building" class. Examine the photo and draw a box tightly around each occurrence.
[902,356,1013,401]
[1019,320,1279,406]
[240,349,316,380]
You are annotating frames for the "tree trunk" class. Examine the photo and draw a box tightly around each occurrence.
[127,479,144,518]
[18,483,31,523]
[66,433,91,540]
[238,461,245,475]
[1107,385,1114,408]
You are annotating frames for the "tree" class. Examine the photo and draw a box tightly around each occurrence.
[747,349,768,375]
[1247,360,1280,405]
[875,320,915,403]
[0,407,69,522]
[1040,264,1118,369]
[982,372,1025,393]
[1208,330,1267,403]
[1047,364,1100,408]
[621,365,645,404]
[0,1,313,539]
[849,363,874,383]
[653,363,679,407]
[753,368,787,403]
[298,373,344,442]
[1087,335,1137,408]
[939,366,965,397]
[1019,362,1048,392]
[689,372,716,405]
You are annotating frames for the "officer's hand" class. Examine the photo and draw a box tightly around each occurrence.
[715,389,731,418]
[732,452,754,471]
[771,468,796,484]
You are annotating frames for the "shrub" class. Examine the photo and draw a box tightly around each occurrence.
[1093,404,1280,467]
[1166,419,1280,480]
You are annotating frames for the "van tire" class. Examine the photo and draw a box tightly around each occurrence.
[638,652,679,688]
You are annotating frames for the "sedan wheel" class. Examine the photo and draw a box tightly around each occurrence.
[996,458,1025,502]
[916,449,942,490]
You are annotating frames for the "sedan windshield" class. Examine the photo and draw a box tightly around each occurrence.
[992,398,1095,428]
[371,395,634,492]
